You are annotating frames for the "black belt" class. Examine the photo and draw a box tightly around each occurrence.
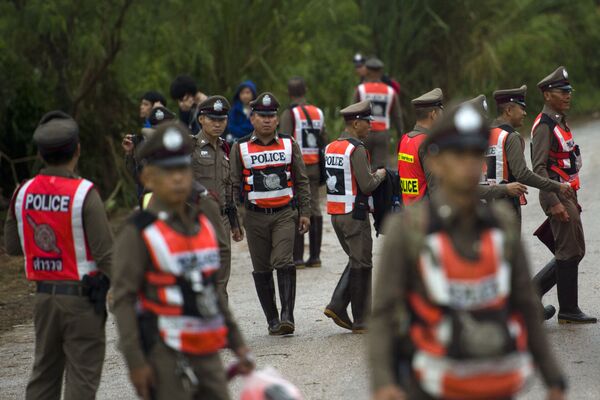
[245,203,290,215]
[36,282,89,296]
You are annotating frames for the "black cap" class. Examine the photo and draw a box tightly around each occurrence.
[340,100,374,121]
[33,111,79,153]
[538,66,573,92]
[148,106,176,127]
[493,85,527,108]
[198,96,230,119]
[138,122,194,167]
[424,103,490,153]
[250,92,280,115]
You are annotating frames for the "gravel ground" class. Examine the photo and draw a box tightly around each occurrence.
[1,120,600,399]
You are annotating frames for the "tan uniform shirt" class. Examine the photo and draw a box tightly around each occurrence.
[338,132,384,193]
[230,133,311,217]
[4,166,113,277]
[368,192,563,391]
[111,197,245,370]
[354,78,404,134]
[531,105,572,212]
[192,131,234,210]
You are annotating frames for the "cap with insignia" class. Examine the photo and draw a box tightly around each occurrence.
[424,103,490,153]
[412,88,444,109]
[365,57,384,70]
[137,122,194,167]
[148,106,176,127]
[340,100,374,121]
[250,92,280,115]
[353,52,366,66]
[493,85,527,108]
[463,94,489,115]
[198,95,230,119]
[33,111,79,154]
[538,66,573,92]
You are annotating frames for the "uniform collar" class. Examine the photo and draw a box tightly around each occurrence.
[40,166,79,178]
[147,196,197,229]
[339,131,360,141]
[197,130,219,148]
[250,131,280,144]
[542,104,566,124]
[290,98,307,108]
[430,190,487,228]
[491,118,514,130]
[413,124,431,134]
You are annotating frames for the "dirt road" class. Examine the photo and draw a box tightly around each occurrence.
[2,120,600,399]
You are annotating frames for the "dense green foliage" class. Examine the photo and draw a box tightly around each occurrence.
[1,0,599,206]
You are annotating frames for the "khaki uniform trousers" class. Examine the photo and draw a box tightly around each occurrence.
[331,213,373,270]
[26,291,106,400]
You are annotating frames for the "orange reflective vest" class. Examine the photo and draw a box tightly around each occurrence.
[239,136,294,208]
[357,82,395,132]
[13,175,97,281]
[398,132,427,205]
[291,104,324,165]
[482,125,517,185]
[408,227,532,399]
[325,138,362,214]
[532,113,582,189]
[138,212,228,355]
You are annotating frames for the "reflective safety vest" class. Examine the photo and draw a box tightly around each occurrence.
[291,104,324,165]
[138,212,228,355]
[325,138,361,214]
[398,132,427,205]
[482,125,517,185]
[13,175,97,281]
[408,227,532,399]
[357,82,395,132]
[532,113,582,189]
[239,136,294,208]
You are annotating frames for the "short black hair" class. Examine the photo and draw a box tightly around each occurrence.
[496,102,512,116]
[415,106,438,121]
[170,75,197,100]
[287,77,306,98]
[142,91,167,107]
[39,140,79,165]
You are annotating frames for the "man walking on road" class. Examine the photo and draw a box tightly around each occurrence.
[230,92,311,336]
[323,100,386,333]
[530,66,596,324]
[368,102,567,400]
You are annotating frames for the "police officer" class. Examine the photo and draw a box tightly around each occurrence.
[193,96,242,299]
[530,66,596,324]
[368,103,567,400]
[3,111,113,400]
[279,77,327,269]
[323,100,386,333]
[354,57,403,169]
[111,122,254,400]
[230,92,311,336]
[397,88,443,205]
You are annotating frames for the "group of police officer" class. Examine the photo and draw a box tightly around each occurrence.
[2,60,593,399]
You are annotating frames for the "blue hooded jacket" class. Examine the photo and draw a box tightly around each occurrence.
[227,80,257,141]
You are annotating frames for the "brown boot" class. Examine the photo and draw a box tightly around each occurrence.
[324,264,352,330]
[293,230,305,269]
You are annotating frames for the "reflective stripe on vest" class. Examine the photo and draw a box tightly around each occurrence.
[292,105,324,165]
[482,127,511,185]
[398,132,427,205]
[357,82,394,131]
[14,175,96,281]
[532,113,582,186]
[410,228,532,399]
[239,138,294,208]
[325,139,357,214]
[141,215,228,355]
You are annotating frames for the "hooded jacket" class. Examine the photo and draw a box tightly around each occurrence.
[226,80,257,141]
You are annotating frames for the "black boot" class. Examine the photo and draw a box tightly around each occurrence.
[532,259,557,321]
[293,230,305,269]
[306,216,323,268]
[556,259,597,324]
[252,271,283,335]
[350,268,371,334]
[324,264,352,330]
[277,265,296,335]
